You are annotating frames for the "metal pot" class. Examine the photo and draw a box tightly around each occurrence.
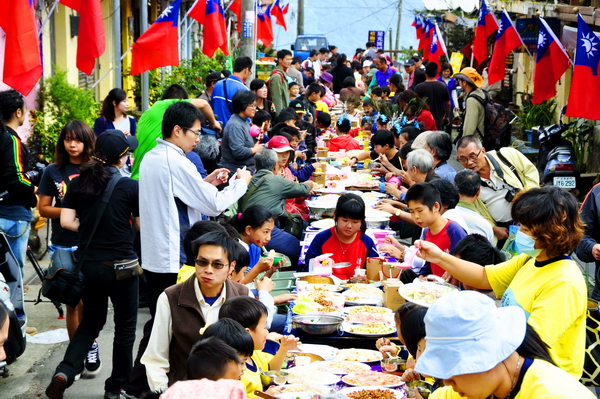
[291,314,344,335]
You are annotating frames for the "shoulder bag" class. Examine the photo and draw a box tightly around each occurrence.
[42,173,122,308]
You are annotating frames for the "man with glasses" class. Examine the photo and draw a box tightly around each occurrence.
[141,232,253,391]
[211,56,253,127]
[269,49,293,114]
[131,102,252,396]
[455,135,539,243]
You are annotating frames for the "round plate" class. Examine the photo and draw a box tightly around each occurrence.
[344,305,393,314]
[277,384,332,397]
[310,219,336,229]
[342,322,396,337]
[286,367,340,385]
[341,370,405,388]
[338,387,405,399]
[311,360,371,375]
[398,281,458,308]
[334,348,384,363]
[344,297,382,306]
[307,284,343,292]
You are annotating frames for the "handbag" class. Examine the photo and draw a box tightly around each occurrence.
[42,172,122,307]
[108,259,143,281]
[581,299,600,386]
[282,212,304,240]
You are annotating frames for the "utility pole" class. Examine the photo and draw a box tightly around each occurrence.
[298,0,304,35]
[395,0,402,60]
[140,0,149,111]
[240,0,256,80]
[113,0,122,89]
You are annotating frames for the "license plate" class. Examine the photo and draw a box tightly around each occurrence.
[553,176,576,188]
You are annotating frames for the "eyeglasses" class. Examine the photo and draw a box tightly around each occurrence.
[195,259,230,269]
[457,148,483,164]
[246,103,258,110]
[183,127,202,136]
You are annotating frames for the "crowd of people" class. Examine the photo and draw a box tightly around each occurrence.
[0,40,597,399]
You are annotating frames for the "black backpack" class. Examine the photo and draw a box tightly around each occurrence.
[468,90,511,150]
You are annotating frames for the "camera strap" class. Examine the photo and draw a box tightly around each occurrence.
[485,152,519,191]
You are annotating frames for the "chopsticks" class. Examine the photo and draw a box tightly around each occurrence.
[254,390,278,399]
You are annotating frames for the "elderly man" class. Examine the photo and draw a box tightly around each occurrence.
[240,149,313,268]
[453,169,495,244]
[455,135,539,242]
[141,233,251,391]
[412,131,456,182]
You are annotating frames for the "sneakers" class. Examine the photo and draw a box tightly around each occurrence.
[104,390,137,399]
[83,341,101,376]
[45,373,67,399]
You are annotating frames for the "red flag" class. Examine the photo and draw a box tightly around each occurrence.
[488,10,524,86]
[228,0,242,32]
[0,0,42,95]
[473,0,498,64]
[532,17,570,104]
[428,23,447,67]
[566,14,600,119]
[422,20,434,60]
[256,4,273,46]
[131,0,182,76]
[271,0,287,30]
[189,0,229,57]
[60,0,105,76]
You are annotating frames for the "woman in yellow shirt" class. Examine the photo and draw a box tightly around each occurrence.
[415,186,587,379]
[415,291,594,399]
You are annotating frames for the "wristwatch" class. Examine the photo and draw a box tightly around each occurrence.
[351,156,359,162]
[394,209,402,217]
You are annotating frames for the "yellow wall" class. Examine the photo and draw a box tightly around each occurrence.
[50,4,79,85]
[95,0,117,100]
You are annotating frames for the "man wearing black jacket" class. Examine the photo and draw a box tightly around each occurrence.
[0,89,36,276]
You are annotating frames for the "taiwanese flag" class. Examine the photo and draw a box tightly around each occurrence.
[0,0,42,95]
[422,19,434,60]
[131,0,182,76]
[418,17,428,51]
[429,23,447,67]
[60,0,105,76]
[271,0,287,30]
[488,10,524,86]
[281,0,289,14]
[256,4,273,46]
[532,17,570,104]
[473,0,498,64]
[228,0,242,32]
[189,0,229,57]
[566,14,600,120]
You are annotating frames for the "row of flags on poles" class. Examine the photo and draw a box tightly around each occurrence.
[412,1,600,119]
[0,0,289,96]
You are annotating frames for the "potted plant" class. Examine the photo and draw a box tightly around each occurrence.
[516,93,557,144]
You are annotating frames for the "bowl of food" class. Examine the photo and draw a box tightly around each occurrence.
[380,357,407,373]
[261,370,289,386]
[365,217,390,229]
[407,380,433,398]
[292,315,344,335]
[261,250,284,265]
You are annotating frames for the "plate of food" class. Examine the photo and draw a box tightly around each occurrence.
[307,284,343,292]
[286,367,340,385]
[338,387,405,399]
[398,281,458,308]
[277,384,332,396]
[276,393,323,399]
[335,348,383,363]
[310,218,336,229]
[310,360,371,375]
[344,305,394,314]
[345,312,394,324]
[342,322,396,337]
[342,370,405,388]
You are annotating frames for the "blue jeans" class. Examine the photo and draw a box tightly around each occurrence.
[48,245,78,258]
[0,218,30,274]
[55,260,138,394]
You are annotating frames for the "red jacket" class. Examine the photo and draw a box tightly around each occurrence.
[328,135,361,152]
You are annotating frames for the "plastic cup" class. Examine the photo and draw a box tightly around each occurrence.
[354,269,366,277]
[296,280,308,292]
[295,356,311,367]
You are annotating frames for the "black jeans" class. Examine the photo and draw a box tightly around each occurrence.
[124,270,178,395]
[55,261,138,394]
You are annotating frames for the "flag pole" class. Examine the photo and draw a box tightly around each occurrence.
[39,0,60,38]
[91,47,133,90]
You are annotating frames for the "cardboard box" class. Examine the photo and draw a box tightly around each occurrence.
[366,258,402,281]
[382,279,405,310]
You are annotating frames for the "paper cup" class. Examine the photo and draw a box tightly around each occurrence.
[295,355,312,367]
[354,269,366,277]
[296,280,308,292]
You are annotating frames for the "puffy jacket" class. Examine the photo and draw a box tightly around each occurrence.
[0,127,36,208]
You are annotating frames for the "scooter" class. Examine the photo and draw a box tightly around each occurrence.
[535,109,579,192]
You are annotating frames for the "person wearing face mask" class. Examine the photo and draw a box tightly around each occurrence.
[414,186,587,380]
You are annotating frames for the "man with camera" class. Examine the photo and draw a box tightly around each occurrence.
[455,135,539,244]
[0,89,37,276]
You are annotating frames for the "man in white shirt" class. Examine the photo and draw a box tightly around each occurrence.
[127,102,252,396]
[141,233,254,391]
[453,169,495,244]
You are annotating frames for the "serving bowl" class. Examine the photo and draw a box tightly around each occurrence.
[407,380,433,398]
[380,357,407,373]
[292,315,344,335]
[365,217,390,229]
[261,370,289,385]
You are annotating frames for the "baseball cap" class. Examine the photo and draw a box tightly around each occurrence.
[454,67,484,88]
[289,100,308,114]
[206,71,223,83]
[96,130,138,162]
[403,59,415,67]
[269,135,294,153]
[363,60,373,68]
[415,291,527,380]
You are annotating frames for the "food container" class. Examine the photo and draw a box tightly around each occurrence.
[380,357,407,373]
[261,370,289,385]
[317,148,329,158]
[407,380,433,398]
[305,200,335,218]
[312,172,326,187]
[261,251,284,265]
[365,217,390,229]
[292,314,344,335]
